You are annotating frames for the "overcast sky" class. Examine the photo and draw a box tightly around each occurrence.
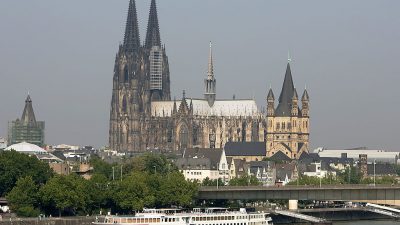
[0,0,399,150]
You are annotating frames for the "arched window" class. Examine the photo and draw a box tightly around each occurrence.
[179,125,189,149]
[124,66,129,82]
[241,122,247,142]
[251,122,258,141]
[122,96,127,113]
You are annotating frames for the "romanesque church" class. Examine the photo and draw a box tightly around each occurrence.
[109,0,310,159]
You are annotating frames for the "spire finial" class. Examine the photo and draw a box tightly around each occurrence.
[207,41,214,79]
[305,84,307,90]
[182,90,186,99]
[287,51,291,63]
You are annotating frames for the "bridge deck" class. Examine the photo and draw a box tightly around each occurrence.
[198,185,400,206]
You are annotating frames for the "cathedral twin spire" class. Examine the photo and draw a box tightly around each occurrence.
[123,0,140,53]
[123,0,162,53]
[145,0,161,49]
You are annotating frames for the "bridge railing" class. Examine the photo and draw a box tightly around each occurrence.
[199,184,400,191]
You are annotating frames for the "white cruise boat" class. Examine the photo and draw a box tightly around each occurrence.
[94,208,273,225]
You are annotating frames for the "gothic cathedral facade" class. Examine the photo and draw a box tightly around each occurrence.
[109,0,310,159]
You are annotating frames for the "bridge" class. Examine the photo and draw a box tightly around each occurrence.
[197,185,400,206]
[274,210,327,223]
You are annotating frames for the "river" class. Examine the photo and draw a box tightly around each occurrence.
[334,220,398,225]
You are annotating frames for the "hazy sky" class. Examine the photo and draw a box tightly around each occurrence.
[1,1,399,150]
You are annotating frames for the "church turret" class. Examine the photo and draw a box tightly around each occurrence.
[123,0,140,54]
[204,42,216,107]
[173,97,177,115]
[301,89,309,117]
[21,95,37,126]
[267,88,275,116]
[291,88,299,116]
[189,98,193,114]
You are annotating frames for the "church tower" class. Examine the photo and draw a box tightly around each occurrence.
[109,0,171,152]
[109,0,144,152]
[146,0,171,101]
[8,95,45,147]
[266,59,310,159]
[204,42,216,107]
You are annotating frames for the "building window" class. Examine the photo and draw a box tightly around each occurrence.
[123,66,129,83]
[122,96,127,113]
[276,122,280,129]
[179,125,189,149]
[282,122,285,130]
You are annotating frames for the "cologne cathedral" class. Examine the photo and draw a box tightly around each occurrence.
[109,0,310,159]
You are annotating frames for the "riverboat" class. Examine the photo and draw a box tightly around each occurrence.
[94,208,273,225]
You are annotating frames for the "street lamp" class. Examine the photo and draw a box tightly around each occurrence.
[216,163,219,189]
[373,159,376,186]
[153,165,157,174]
[112,166,115,181]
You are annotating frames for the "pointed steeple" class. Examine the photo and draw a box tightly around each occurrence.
[173,97,177,114]
[292,88,298,100]
[302,89,309,101]
[145,0,161,49]
[275,62,295,117]
[204,42,216,107]
[207,41,214,79]
[123,0,140,53]
[267,88,275,101]
[267,88,275,117]
[21,95,37,125]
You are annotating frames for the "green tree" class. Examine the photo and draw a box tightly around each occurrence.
[123,153,177,175]
[0,150,53,196]
[90,155,115,180]
[157,172,198,207]
[288,174,342,186]
[86,173,113,213]
[361,176,398,185]
[395,165,400,176]
[229,175,260,186]
[112,172,153,212]
[40,174,87,216]
[339,166,362,184]
[6,176,41,217]
[201,177,225,186]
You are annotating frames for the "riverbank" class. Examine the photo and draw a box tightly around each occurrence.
[0,216,95,225]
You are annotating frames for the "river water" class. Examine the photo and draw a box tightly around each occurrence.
[333,221,398,225]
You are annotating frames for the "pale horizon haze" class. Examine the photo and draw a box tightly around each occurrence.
[0,1,399,151]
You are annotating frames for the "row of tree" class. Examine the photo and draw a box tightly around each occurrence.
[288,165,398,186]
[2,151,198,217]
